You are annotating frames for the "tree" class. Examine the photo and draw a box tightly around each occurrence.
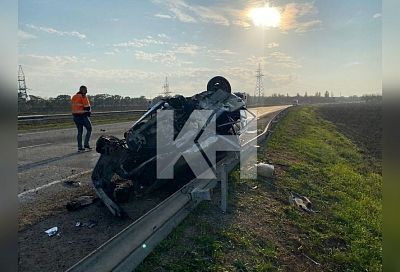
[324,91,330,98]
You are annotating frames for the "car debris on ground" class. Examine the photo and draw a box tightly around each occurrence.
[114,181,134,203]
[66,195,97,211]
[74,220,98,229]
[289,192,314,212]
[45,227,58,237]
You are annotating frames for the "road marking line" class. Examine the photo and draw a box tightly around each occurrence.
[18,143,52,150]
[18,170,92,199]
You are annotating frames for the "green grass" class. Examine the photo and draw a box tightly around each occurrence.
[136,105,382,271]
[265,106,382,271]
[18,113,141,132]
[137,201,279,272]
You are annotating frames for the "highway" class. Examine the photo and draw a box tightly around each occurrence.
[17,105,289,272]
[17,105,289,198]
[18,122,132,196]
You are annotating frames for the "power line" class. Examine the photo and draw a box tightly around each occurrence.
[162,76,171,97]
[254,63,264,103]
[18,65,30,101]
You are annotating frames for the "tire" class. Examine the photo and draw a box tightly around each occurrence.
[207,76,231,93]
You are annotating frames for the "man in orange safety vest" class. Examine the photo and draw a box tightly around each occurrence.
[71,85,92,152]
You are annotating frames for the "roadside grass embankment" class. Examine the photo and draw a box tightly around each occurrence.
[18,113,142,133]
[137,105,382,271]
[264,106,382,271]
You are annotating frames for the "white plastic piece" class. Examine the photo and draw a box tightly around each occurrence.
[256,163,275,178]
[45,227,58,237]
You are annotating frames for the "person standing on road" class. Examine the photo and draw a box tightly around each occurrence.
[71,85,92,152]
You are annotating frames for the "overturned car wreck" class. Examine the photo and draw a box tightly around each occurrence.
[92,76,253,216]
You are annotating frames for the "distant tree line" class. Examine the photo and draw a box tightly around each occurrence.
[246,92,381,106]
[18,92,382,115]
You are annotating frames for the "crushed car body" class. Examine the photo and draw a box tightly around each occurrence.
[92,76,254,216]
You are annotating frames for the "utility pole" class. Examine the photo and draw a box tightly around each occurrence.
[18,65,30,101]
[162,76,171,97]
[254,63,264,104]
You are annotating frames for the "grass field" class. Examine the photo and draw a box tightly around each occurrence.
[135,105,382,271]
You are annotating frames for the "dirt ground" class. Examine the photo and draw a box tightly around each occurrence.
[18,172,173,272]
[318,103,382,161]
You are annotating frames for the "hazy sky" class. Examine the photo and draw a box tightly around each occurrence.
[18,0,381,98]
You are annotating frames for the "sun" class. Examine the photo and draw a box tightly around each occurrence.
[250,6,281,28]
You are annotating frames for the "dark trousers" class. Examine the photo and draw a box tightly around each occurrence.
[73,115,92,149]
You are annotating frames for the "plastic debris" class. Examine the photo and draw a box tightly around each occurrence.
[256,163,275,178]
[66,196,96,211]
[45,227,58,237]
[75,222,81,227]
[289,192,314,212]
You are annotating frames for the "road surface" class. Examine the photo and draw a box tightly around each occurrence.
[17,105,289,198]
[18,105,289,272]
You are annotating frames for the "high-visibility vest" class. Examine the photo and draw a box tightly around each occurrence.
[71,93,90,114]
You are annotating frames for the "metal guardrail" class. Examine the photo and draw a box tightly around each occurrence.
[18,110,147,122]
[18,105,288,123]
[66,107,290,272]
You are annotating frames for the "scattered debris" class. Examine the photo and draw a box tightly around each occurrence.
[87,220,98,228]
[45,227,58,237]
[63,180,81,188]
[66,196,96,211]
[256,163,275,178]
[114,181,134,203]
[251,185,258,190]
[302,253,321,265]
[92,76,251,217]
[75,220,98,229]
[289,192,314,212]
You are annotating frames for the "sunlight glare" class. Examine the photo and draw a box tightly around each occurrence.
[250,6,281,28]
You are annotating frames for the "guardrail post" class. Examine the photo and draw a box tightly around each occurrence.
[220,163,228,213]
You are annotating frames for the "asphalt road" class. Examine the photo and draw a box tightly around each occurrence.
[17,106,289,197]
